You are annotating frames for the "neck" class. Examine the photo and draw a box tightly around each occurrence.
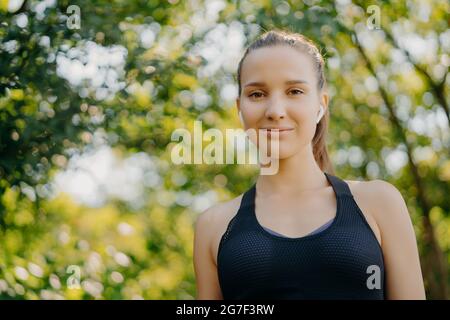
[256,143,329,196]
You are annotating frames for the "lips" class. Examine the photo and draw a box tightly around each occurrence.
[259,127,294,138]
[262,128,294,132]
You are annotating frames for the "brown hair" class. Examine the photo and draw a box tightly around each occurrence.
[236,29,334,175]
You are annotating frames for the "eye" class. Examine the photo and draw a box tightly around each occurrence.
[248,91,265,99]
[288,88,304,95]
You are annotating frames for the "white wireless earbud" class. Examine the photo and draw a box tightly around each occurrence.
[238,111,244,125]
[316,105,325,124]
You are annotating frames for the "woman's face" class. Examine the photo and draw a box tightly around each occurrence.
[237,45,328,159]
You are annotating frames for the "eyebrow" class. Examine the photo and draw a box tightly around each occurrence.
[244,80,309,88]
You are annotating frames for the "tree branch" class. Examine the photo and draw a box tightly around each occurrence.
[382,28,450,125]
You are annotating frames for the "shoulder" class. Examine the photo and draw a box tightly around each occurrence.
[346,178,407,214]
[194,193,244,265]
[345,178,410,244]
[195,193,243,231]
[346,178,425,299]
[193,193,244,299]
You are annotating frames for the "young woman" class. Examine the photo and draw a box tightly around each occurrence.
[193,30,425,299]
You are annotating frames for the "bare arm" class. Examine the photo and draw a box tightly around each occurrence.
[193,207,223,300]
[370,180,426,299]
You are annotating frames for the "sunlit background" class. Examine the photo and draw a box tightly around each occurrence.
[0,0,449,299]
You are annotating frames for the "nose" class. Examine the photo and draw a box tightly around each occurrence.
[265,93,287,121]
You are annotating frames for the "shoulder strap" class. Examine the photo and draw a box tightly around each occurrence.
[324,172,353,198]
[217,183,256,251]
[239,183,256,210]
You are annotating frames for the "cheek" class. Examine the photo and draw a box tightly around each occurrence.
[240,103,264,126]
[289,107,318,141]
[289,105,315,126]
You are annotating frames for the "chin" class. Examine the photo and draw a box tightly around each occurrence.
[264,143,298,160]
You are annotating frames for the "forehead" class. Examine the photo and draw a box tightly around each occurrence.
[240,45,316,85]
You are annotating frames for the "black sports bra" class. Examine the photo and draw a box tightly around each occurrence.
[217,172,385,299]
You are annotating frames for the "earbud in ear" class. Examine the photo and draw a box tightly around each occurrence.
[316,105,325,124]
[238,111,244,125]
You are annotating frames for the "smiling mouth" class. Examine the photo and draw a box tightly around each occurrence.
[260,128,294,132]
[259,128,294,138]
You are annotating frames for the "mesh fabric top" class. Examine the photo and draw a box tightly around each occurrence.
[217,172,385,300]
